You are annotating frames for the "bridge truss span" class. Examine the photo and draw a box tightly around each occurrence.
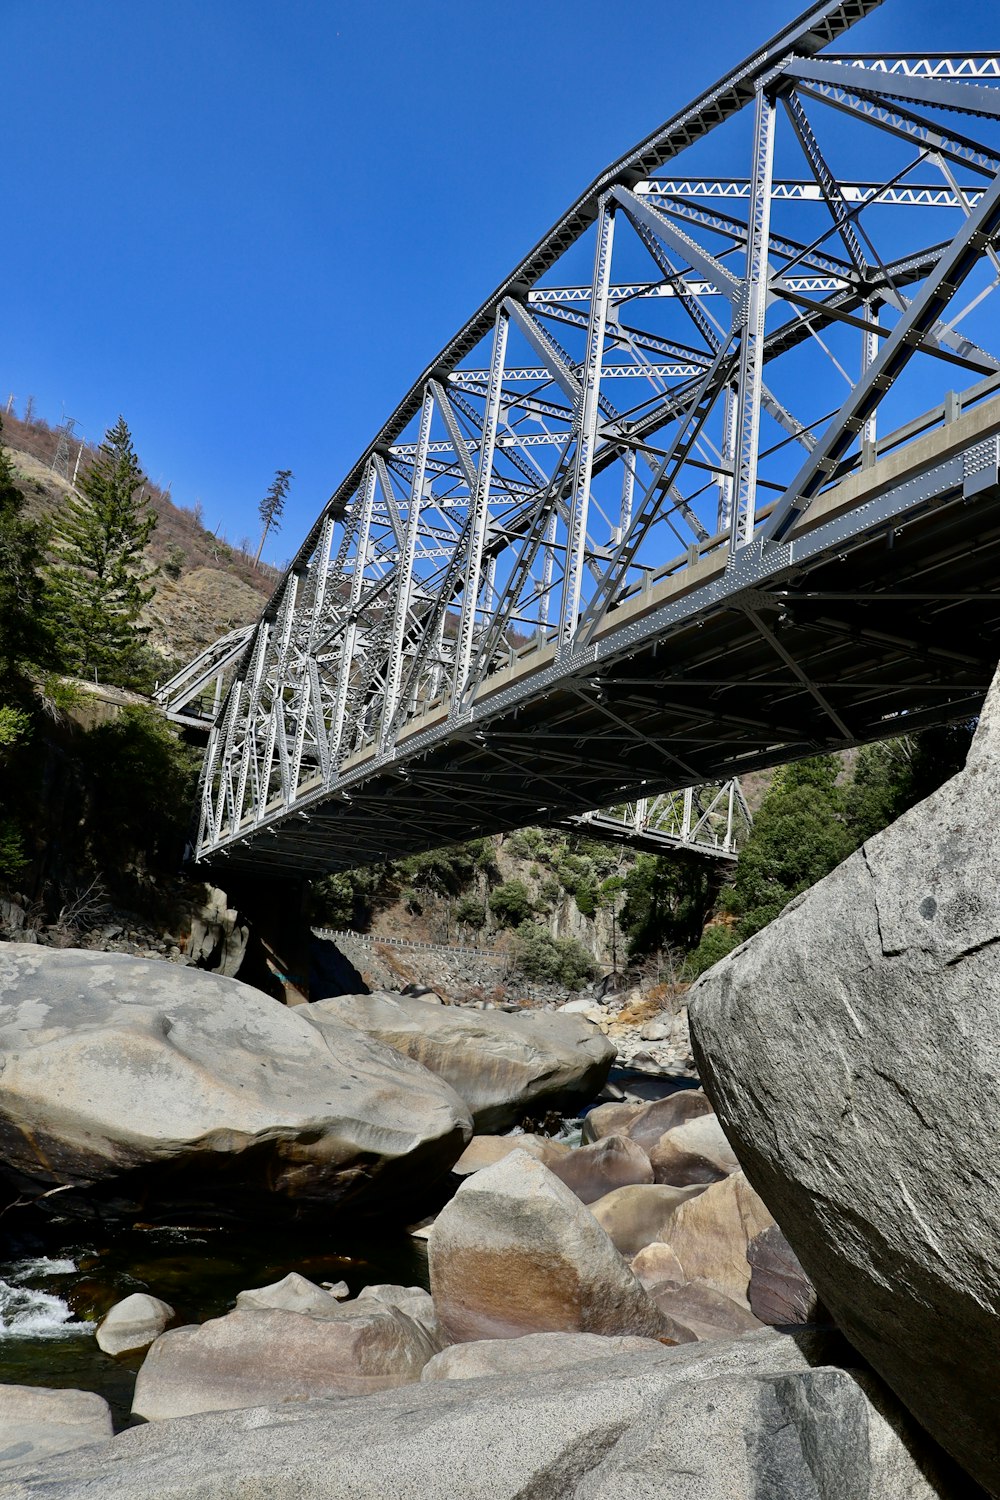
[192,0,1000,877]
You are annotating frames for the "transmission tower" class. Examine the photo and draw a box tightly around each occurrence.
[51,417,77,479]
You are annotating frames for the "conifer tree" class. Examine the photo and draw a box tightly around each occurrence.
[45,416,158,687]
[255,467,292,564]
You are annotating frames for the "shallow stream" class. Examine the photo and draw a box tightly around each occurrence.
[0,1220,429,1429]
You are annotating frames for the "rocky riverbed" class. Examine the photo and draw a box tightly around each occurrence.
[2,655,999,1500]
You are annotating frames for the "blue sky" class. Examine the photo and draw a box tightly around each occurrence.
[3,0,994,562]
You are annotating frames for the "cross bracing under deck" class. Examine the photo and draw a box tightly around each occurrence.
[189,1,1000,878]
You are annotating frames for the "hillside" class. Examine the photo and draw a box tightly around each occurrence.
[4,410,277,669]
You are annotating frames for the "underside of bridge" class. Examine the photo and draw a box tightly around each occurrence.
[159,0,1000,880]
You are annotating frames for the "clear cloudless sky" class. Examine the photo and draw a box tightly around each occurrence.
[3,0,996,562]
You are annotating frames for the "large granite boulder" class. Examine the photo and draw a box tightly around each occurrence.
[309,993,614,1130]
[688,678,1000,1496]
[132,1303,438,1420]
[648,1112,740,1186]
[96,1293,174,1356]
[655,1170,774,1307]
[0,1386,112,1473]
[0,1330,964,1498]
[428,1150,666,1341]
[0,947,472,1220]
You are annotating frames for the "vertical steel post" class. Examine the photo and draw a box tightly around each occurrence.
[620,450,636,537]
[452,309,509,709]
[862,300,880,457]
[538,508,557,635]
[381,388,433,749]
[731,85,776,552]
[232,621,272,829]
[330,463,377,768]
[257,573,299,817]
[287,514,337,798]
[717,385,737,532]
[682,785,694,842]
[558,198,616,654]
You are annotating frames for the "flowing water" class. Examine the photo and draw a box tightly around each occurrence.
[0,1070,692,1431]
[0,1219,429,1430]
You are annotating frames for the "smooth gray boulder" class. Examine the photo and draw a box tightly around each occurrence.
[132,1303,438,1420]
[0,1330,962,1498]
[589,1182,706,1258]
[583,1089,711,1148]
[96,1293,174,1356]
[235,1273,341,1318]
[688,677,1000,1496]
[429,1150,666,1341]
[353,1284,443,1346]
[0,947,472,1219]
[452,1132,569,1175]
[545,1134,653,1204]
[649,1112,740,1186]
[309,993,615,1130]
[0,1386,112,1473]
[651,1280,763,1344]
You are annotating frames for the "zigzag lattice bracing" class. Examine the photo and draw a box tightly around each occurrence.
[161,1,1000,876]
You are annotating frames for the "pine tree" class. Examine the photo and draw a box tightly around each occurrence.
[45,416,158,687]
[255,467,293,564]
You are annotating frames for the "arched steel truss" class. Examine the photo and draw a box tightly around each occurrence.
[190,0,1000,876]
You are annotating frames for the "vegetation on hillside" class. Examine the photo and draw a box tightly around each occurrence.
[0,415,201,917]
[45,417,159,690]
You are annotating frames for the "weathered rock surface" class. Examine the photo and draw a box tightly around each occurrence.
[421,1331,667,1381]
[652,1279,764,1344]
[648,1112,740,1186]
[583,1089,711,1148]
[630,1241,686,1289]
[0,1386,112,1473]
[96,1293,174,1356]
[589,1182,706,1258]
[688,683,1000,1496]
[353,1284,442,1346]
[0,1330,965,1499]
[310,993,615,1130]
[235,1273,341,1318]
[747,1225,822,1327]
[545,1134,653,1204]
[657,1170,774,1307]
[0,947,472,1219]
[132,1303,438,1420]
[452,1132,568,1175]
[429,1149,665,1342]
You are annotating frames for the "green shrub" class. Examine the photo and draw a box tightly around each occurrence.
[685,923,741,977]
[511,922,596,988]
[455,896,486,930]
[489,878,534,928]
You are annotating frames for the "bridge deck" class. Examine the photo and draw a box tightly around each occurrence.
[206,389,1000,876]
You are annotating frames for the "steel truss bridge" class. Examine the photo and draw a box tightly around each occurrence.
[167,0,1000,879]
